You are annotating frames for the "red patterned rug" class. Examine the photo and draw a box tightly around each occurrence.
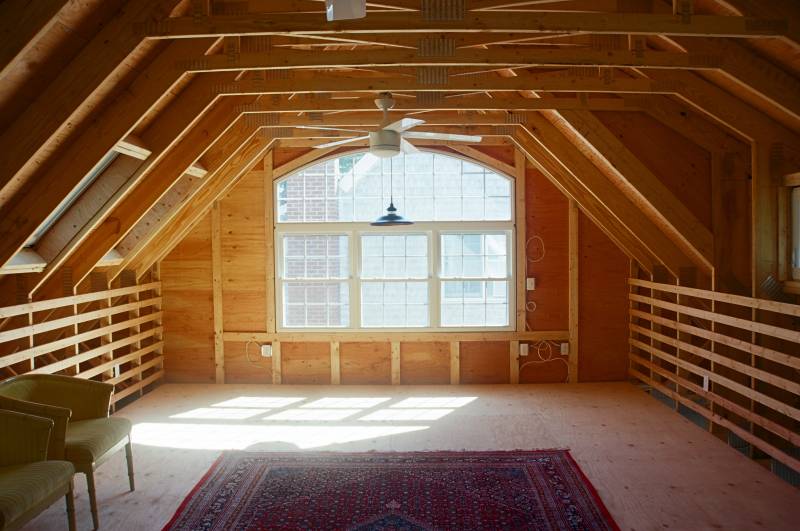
[163,450,619,530]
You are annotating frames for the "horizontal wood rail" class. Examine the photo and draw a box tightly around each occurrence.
[628,278,800,474]
[223,330,569,343]
[0,281,164,410]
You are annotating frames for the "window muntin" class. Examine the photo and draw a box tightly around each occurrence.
[277,152,512,223]
[279,234,350,328]
[275,151,514,331]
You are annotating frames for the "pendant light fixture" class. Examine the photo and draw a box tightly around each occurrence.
[371,156,413,226]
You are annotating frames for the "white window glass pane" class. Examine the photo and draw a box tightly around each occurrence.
[384,236,405,256]
[462,198,484,220]
[485,197,511,220]
[443,256,462,277]
[406,282,429,304]
[487,281,508,301]
[462,174,483,197]
[434,155,460,173]
[405,198,434,220]
[463,281,484,301]
[486,173,511,196]
[486,304,508,326]
[406,152,433,172]
[442,281,463,301]
[463,304,486,326]
[486,255,507,278]
[441,304,463,326]
[362,236,383,256]
[305,199,325,221]
[462,160,483,173]
[282,235,349,280]
[406,174,433,197]
[435,196,461,220]
[406,235,427,256]
[362,256,383,278]
[485,234,507,255]
[384,258,407,278]
[282,281,349,328]
[362,304,383,327]
[360,282,429,327]
[406,257,428,278]
[462,234,482,255]
[463,256,484,277]
[442,235,461,255]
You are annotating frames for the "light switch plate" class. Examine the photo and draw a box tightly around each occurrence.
[526,277,536,290]
[261,344,272,358]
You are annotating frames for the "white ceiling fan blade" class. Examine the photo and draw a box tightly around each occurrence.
[403,132,482,143]
[384,118,425,133]
[339,152,380,192]
[400,138,420,154]
[296,125,371,134]
[314,136,369,149]
[326,0,366,21]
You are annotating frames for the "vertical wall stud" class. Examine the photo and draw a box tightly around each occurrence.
[272,341,282,384]
[450,341,460,384]
[391,341,401,385]
[568,199,579,383]
[331,341,340,384]
[510,340,519,384]
[211,201,225,384]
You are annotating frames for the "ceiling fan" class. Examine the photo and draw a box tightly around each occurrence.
[325,0,366,21]
[299,92,482,160]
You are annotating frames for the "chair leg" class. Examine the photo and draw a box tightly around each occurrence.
[125,438,135,491]
[86,470,99,530]
[65,480,76,531]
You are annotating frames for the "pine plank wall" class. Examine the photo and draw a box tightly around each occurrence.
[160,112,730,386]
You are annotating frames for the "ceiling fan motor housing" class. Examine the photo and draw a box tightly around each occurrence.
[369,130,401,157]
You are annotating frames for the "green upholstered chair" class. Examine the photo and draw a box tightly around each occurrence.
[0,375,134,530]
[0,409,76,531]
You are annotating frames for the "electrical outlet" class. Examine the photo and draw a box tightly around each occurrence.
[260,344,272,358]
[526,277,536,290]
[519,343,529,357]
[560,342,569,355]
[702,374,709,391]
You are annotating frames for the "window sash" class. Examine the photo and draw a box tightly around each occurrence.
[276,225,513,332]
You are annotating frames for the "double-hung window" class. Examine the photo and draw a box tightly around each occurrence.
[275,152,514,331]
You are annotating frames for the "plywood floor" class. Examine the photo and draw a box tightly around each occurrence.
[24,382,799,531]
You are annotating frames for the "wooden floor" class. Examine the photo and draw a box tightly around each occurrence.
[24,382,799,531]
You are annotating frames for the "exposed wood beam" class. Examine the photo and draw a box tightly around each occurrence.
[184,162,208,178]
[111,121,259,280]
[521,115,697,275]
[182,47,723,72]
[237,94,638,112]
[550,109,714,270]
[511,128,659,273]
[0,0,69,79]
[0,0,185,206]
[128,137,274,277]
[114,136,153,160]
[147,12,791,39]
[0,249,47,275]
[0,39,219,270]
[30,97,253,300]
[216,72,669,95]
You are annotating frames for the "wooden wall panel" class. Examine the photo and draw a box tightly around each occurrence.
[595,111,713,230]
[460,341,509,384]
[578,212,630,382]
[223,341,271,384]
[525,165,569,330]
[281,342,331,384]
[340,342,391,385]
[220,170,267,332]
[400,342,450,384]
[519,343,569,384]
[162,213,214,383]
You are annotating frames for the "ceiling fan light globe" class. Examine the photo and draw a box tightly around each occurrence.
[369,130,401,158]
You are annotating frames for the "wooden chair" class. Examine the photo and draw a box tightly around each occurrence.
[0,375,133,530]
[0,409,76,531]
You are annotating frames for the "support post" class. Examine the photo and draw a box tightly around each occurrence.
[211,201,225,384]
[568,200,579,383]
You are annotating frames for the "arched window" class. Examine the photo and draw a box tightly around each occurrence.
[274,151,515,331]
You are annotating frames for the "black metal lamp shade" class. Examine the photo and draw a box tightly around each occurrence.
[370,202,413,226]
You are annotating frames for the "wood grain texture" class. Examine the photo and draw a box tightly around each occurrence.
[340,342,391,385]
[459,341,510,384]
[281,342,331,385]
[578,212,629,382]
[400,342,450,385]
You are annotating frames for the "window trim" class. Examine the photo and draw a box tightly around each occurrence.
[275,223,516,333]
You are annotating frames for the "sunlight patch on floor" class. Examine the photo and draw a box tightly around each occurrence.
[170,408,270,420]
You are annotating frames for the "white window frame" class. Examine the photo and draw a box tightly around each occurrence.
[273,150,517,332]
[275,222,515,332]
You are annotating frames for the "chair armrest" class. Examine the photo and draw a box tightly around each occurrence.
[0,409,53,467]
[0,396,70,460]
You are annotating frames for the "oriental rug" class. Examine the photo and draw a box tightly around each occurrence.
[163,450,619,531]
